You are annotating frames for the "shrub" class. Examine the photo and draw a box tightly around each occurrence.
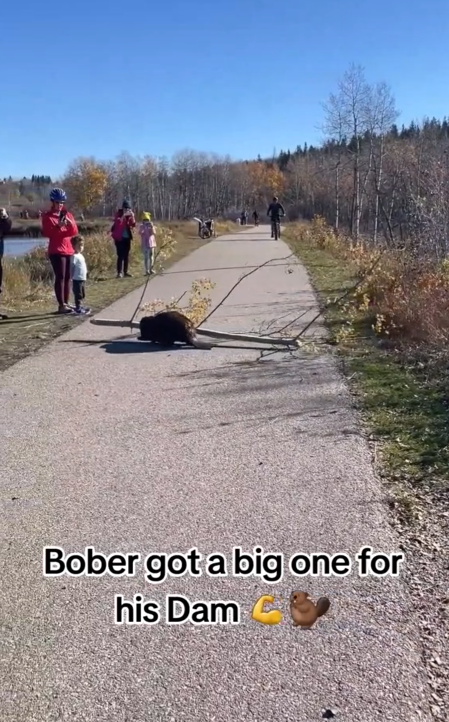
[2,257,50,305]
[23,245,53,283]
[291,216,449,348]
[82,232,117,279]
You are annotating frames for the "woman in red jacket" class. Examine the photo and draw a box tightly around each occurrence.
[41,188,79,314]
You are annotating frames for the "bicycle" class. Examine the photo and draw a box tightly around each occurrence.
[270,217,283,240]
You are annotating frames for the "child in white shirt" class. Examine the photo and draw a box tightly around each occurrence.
[138,212,157,275]
[70,236,90,316]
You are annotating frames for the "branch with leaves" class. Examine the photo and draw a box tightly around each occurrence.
[92,253,302,348]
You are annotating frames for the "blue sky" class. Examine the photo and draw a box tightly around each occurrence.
[3,0,449,179]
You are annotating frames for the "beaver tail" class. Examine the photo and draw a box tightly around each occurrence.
[316,597,331,618]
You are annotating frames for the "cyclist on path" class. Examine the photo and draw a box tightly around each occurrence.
[267,196,285,238]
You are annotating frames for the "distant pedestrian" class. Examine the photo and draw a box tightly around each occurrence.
[0,208,12,320]
[70,235,90,315]
[41,188,79,314]
[138,212,157,275]
[111,200,136,278]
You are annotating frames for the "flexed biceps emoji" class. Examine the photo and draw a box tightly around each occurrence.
[251,595,282,625]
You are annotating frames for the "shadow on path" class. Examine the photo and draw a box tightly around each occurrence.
[59,338,270,354]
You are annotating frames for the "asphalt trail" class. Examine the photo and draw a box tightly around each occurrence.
[0,226,432,721]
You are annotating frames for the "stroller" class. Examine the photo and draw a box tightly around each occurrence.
[194,217,215,239]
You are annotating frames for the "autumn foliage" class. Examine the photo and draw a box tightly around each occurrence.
[62,157,108,215]
[141,278,216,328]
[290,217,449,348]
[247,161,285,204]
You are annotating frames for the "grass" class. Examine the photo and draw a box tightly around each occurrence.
[0,219,240,373]
[284,220,449,518]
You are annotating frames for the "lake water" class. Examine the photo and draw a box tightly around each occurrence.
[3,238,46,258]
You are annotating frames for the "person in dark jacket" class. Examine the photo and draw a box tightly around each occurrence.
[267,196,286,238]
[0,208,12,319]
[267,197,285,221]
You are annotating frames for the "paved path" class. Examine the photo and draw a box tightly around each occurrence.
[1,226,431,721]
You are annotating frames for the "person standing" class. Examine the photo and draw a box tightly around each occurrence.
[138,212,157,275]
[70,235,91,315]
[0,208,12,320]
[41,188,79,314]
[111,200,136,278]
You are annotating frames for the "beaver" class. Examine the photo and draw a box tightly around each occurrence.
[138,310,212,349]
[289,591,330,629]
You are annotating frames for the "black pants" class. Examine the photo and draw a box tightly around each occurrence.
[73,280,85,309]
[49,253,72,306]
[0,238,3,295]
[115,238,131,275]
[270,218,281,236]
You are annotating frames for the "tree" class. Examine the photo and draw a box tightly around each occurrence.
[62,157,108,215]
[324,64,371,240]
[366,81,399,243]
[247,161,285,208]
[321,93,347,230]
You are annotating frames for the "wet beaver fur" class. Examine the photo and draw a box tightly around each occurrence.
[138,310,212,349]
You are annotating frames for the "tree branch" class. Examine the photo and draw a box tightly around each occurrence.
[199,253,295,325]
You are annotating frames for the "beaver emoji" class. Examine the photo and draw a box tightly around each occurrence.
[289,591,330,629]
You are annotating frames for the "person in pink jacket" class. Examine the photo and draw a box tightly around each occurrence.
[110,199,136,278]
[138,212,157,275]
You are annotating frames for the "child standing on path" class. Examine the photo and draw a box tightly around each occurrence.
[70,236,90,315]
[138,212,157,275]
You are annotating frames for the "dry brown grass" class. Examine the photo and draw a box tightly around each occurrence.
[288,216,449,348]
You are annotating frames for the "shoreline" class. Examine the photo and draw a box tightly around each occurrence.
[3,238,45,258]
